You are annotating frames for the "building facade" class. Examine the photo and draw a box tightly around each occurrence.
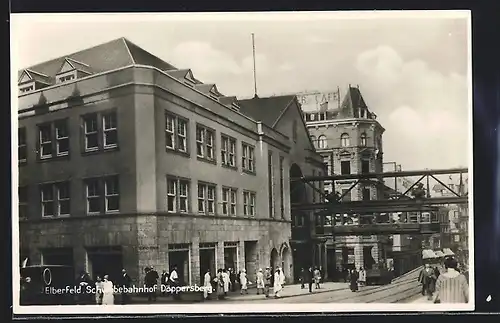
[16,38,324,286]
[303,86,387,276]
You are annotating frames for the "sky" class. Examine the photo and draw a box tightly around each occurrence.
[11,12,471,172]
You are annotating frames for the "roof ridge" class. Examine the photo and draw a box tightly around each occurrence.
[121,37,136,64]
[19,37,127,72]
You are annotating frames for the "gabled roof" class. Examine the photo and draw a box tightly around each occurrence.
[337,86,371,119]
[17,37,178,85]
[195,84,222,97]
[237,95,295,128]
[18,69,52,85]
[166,69,200,84]
[58,57,93,74]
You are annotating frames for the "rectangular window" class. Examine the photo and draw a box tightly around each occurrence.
[165,112,188,153]
[85,176,119,214]
[103,112,118,148]
[279,156,285,219]
[268,151,274,217]
[197,183,216,215]
[83,114,99,151]
[55,121,69,156]
[39,124,53,159]
[222,187,237,216]
[167,178,177,212]
[196,125,215,161]
[242,143,256,172]
[18,128,27,163]
[19,186,28,219]
[361,160,370,174]
[40,181,71,217]
[341,161,351,175]
[104,176,119,212]
[323,154,332,175]
[221,135,236,167]
[362,188,371,201]
[166,178,189,213]
[243,191,256,217]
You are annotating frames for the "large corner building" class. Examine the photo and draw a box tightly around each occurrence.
[16,38,325,286]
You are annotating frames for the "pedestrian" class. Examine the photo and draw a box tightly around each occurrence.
[306,267,314,293]
[229,268,237,292]
[215,269,225,300]
[119,269,132,305]
[432,257,469,303]
[77,270,94,305]
[264,267,272,297]
[95,276,104,305]
[273,267,285,298]
[144,267,157,302]
[418,263,436,300]
[349,269,359,292]
[101,275,115,305]
[314,267,321,289]
[299,268,305,289]
[358,267,366,287]
[203,269,212,300]
[169,265,180,300]
[239,269,249,294]
[256,268,265,295]
[161,270,169,295]
[222,269,230,295]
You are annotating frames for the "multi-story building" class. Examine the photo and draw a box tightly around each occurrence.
[16,37,324,286]
[303,86,387,277]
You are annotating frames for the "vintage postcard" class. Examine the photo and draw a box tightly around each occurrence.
[11,11,473,315]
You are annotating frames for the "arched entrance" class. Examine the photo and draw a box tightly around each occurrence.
[270,248,279,270]
[281,244,292,282]
[289,163,312,282]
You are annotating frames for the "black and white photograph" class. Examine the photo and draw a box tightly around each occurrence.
[11,11,473,314]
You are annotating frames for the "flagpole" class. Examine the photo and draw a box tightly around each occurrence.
[251,33,258,98]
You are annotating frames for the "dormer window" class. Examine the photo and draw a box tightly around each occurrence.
[58,73,76,83]
[55,58,91,84]
[19,83,35,94]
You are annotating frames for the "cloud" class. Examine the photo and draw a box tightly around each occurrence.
[355,45,468,170]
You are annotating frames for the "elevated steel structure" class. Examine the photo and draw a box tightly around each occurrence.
[290,167,469,236]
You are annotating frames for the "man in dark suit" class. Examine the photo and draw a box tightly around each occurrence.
[306,267,314,293]
[119,268,132,304]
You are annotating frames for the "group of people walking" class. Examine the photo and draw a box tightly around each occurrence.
[419,257,469,303]
[203,266,286,300]
[347,267,367,292]
[75,268,133,305]
[298,267,323,292]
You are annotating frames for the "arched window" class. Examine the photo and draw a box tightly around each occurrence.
[318,135,327,149]
[360,133,367,147]
[340,133,350,147]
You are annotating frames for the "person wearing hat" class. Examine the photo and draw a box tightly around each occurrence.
[264,267,272,297]
[256,268,265,295]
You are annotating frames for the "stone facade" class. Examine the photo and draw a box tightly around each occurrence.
[17,39,321,287]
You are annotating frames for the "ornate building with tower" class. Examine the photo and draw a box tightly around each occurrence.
[303,85,387,276]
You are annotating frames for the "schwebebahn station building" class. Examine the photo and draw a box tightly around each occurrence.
[16,38,325,286]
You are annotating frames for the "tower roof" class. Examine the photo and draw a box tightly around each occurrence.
[338,86,372,119]
[237,95,295,128]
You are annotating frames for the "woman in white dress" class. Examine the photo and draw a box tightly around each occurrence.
[256,268,265,295]
[239,269,248,294]
[203,269,212,299]
[273,267,286,298]
[101,275,115,305]
[222,269,230,295]
[95,276,104,305]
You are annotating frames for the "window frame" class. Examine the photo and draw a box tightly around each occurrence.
[361,159,370,174]
[340,160,351,175]
[243,191,256,217]
[40,181,71,218]
[18,186,28,220]
[37,119,71,161]
[221,134,237,168]
[166,177,190,213]
[317,135,327,149]
[85,175,120,215]
[197,182,217,215]
[81,110,119,154]
[18,127,27,164]
[340,133,350,147]
[196,124,216,163]
[242,142,256,173]
[165,112,189,155]
[360,133,367,147]
[102,112,118,149]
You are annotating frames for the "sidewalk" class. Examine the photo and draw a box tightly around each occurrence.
[411,295,433,303]
[130,282,349,303]
[221,282,348,302]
